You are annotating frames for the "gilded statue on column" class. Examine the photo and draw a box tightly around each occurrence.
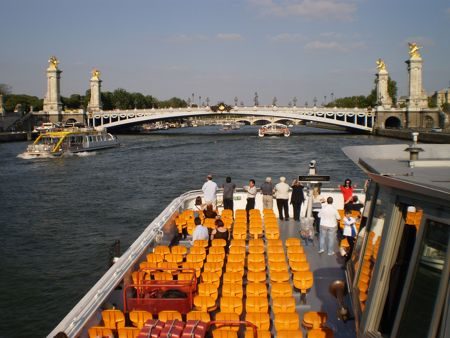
[48,56,59,69]
[376,58,386,71]
[91,69,101,80]
[408,42,422,58]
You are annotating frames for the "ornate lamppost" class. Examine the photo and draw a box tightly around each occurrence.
[293,97,297,107]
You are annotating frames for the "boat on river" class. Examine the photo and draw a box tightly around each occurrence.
[258,123,290,137]
[49,140,450,338]
[21,127,119,158]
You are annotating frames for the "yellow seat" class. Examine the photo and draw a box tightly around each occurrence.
[285,238,302,247]
[247,261,266,273]
[131,270,147,285]
[177,271,195,282]
[207,253,225,264]
[248,245,265,254]
[189,246,207,259]
[248,238,264,247]
[198,282,219,301]
[247,253,265,265]
[307,327,334,338]
[272,296,296,313]
[152,271,172,280]
[232,227,247,240]
[182,261,202,278]
[220,296,243,315]
[88,326,114,338]
[289,261,310,272]
[226,262,245,276]
[222,271,243,284]
[249,226,263,239]
[277,330,304,338]
[245,329,272,338]
[274,312,300,331]
[266,239,282,247]
[193,239,209,248]
[265,228,280,239]
[201,271,221,287]
[164,253,184,264]
[101,309,125,330]
[117,327,140,338]
[227,253,246,264]
[204,261,224,277]
[215,312,240,331]
[212,329,238,338]
[186,310,211,322]
[288,253,307,263]
[246,282,268,298]
[194,294,217,312]
[229,246,246,255]
[153,245,170,257]
[171,245,188,256]
[302,311,328,329]
[158,310,182,321]
[186,253,205,264]
[222,282,244,298]
[269,271,290,283]
[139,261,158,272]
[267,252,286,263]
[129,310,152,329]
[209,246,226,258]
[212,238,227,247]
[293,271,314,302]
[245,296,269,313]
[269,261,289,273]
[287,245,305,256]
[158,261,180,271]
[267,246,284,254]
[230,239,246,247]
[245,312,271,331]
[247,271,266,283]
[146,253,165,263]
[270,282,293,297]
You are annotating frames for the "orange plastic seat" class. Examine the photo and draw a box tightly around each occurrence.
[207,254,225,265]
[288,253,307,263]
[285,238,302,247]
[88,326,114,338]
[146,253,165,263]
[204,261,224,277]
[245,296,269,313]
[270,271,290,283]
[177,271,195,282]
[101,309,125,330]
[215,312,240,331]
[171,245,188,256]
[269,261,289,273]
[272,296,296,313]
[220,296,243,315]
[129,310,152,329]
[274,312,300,331]
[223,271,243,284]
[227,253,246,264]
[307,327,334,338]
[193,239,209,248]
[209,246,226,257]
[158,261,180,271]
[186,310,211,322]
[186,253,205,264]
[271,282,293,297]
[289,261,310,272]
[265,228,280,239]
[212,238,227,247]
[232,227,247,239]
[222,282,244,298]
[229,246,246,255]
[248,245,265,255]
[247,261,266,273]
[245,312,270,331]
[230,239,246,247]
[247,253,265,264]
[158,310,182,321]
[201,271,221,287]
[268,252,286,263]
[246,282,268,298]
[245,330,271,338]
[152,271,173,281]
[117,327,140,338]
[249,226,263,239]
[277,330,303,338]
[247,271,266,283]
[139,261,158,272]
[226,262,245,276]
[293,271,314,302]
[153,245,170,257]
[248,238,264,247]
[189,246,207,259]
[212,329,238,338]
[182,261,202,278]
[302,311,328,329]
[194,295,217,312]
[266,239,283,247]
[131,270,147,285]
[164,253,184,264]
[198,282,219,301]
[287,245,305,256]
[267,246,284,254]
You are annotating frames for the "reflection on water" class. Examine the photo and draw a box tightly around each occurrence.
[0,126,403,336]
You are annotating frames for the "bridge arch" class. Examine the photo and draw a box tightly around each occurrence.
[385,116,402,129]
[424,115,435,128]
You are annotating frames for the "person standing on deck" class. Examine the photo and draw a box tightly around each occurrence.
[222,176,236,211]
[260,177,274,210]
[339,178,356,209]
[202,174,218,208]
[274,176,290,220]
[318,197,341,256]
[290,179,305,221]
[243,179,257,222]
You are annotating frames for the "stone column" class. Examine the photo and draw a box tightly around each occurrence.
[375,59,392,108]
[406,43,428,110]
[88,69,102,112]
[43,56,63,113]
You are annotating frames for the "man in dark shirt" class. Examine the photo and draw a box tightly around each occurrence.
[222,176,236,211]
[260,177,274,210]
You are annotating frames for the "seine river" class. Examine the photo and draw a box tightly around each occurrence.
[0,126,403,337]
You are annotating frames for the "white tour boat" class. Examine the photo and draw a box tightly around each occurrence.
[258,123,290,137]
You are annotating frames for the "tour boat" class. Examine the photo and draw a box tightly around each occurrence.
[258,123,290,137]
[48,141,450,338]
[21,127,119,158]
[33,122,58,133]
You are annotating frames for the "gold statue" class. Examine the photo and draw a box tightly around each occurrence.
[376,58,386,71]
[48,56,59,69]
[408,42,421,58]
[91,68,101,80]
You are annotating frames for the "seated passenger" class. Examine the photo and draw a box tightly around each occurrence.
[203,204,218,219]
[210,219,229,246]
[192,217,209,243]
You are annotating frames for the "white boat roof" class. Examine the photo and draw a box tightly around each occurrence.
[342,144,450,198]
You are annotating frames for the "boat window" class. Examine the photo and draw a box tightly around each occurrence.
[395,219,449,338]
[355,184,388,314]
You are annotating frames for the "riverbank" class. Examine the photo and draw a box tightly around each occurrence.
[0,131,33,142]
[374,128,450,143]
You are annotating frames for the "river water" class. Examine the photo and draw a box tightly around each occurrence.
[0,126,403,337]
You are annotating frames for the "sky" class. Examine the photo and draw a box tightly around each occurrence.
[1,0,449,106]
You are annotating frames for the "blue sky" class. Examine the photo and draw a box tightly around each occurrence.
[1,0,449,105]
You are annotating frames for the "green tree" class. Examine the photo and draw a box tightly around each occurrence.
[101,91,114,110]
[131,92,147,109]
[112,88,132,109]
[4,94,43,112]
[0,83,12,95]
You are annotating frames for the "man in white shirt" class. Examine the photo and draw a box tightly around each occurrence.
[274,176,290,220]
[243,179,257,222]
[318,196,341,255]
[192,217,209,243]
[202,174,218,208]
